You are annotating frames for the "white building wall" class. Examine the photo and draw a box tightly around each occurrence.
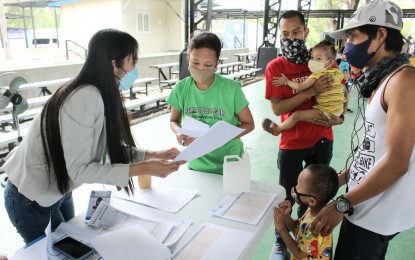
[165,0,184,51]
[59,0,184,53]
[121,0,183,53]
[60,0,122,49]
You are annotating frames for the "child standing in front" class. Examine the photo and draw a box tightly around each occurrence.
[263,40,346,136]
[270,164,339,260]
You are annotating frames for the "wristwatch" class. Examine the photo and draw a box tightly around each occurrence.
[335,195,353,215]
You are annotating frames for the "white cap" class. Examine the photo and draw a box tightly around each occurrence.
[330,0,403,39]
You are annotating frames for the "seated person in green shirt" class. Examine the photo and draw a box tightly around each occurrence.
[167,32,255,174]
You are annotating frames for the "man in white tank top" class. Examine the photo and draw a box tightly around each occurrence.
[309,1,415,259]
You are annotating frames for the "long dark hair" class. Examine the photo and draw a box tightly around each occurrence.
[40,29,138,194]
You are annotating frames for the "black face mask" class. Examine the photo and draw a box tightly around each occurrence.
[344,39,376,70]
[280,38,310,64]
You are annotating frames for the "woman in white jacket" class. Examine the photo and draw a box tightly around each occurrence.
[3,29,185,244]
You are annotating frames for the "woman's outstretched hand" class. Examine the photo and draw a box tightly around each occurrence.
[130,159,186,178]
[145,147,181,160]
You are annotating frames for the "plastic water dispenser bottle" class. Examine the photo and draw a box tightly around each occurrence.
[223,153,251,194]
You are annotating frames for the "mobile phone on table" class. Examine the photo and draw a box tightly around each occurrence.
[52,236,96,260]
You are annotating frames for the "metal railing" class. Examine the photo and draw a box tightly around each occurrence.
[234,36,242,49]
[65,40,88,60]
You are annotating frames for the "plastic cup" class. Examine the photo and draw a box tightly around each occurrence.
[137,175,152,189]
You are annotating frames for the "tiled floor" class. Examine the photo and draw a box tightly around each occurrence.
[1,79,414,259]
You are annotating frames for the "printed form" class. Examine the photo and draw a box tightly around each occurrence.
[116,185,198,213]
[210,183,286,225]
[173,223,253,260]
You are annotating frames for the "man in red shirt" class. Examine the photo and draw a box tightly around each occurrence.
[264,10,344,260]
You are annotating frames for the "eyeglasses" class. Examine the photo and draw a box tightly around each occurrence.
[292,186,315,201]
[118,65,128,74]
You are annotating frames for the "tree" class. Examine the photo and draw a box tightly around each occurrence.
[307,0,415,47]
[5,6,60,29]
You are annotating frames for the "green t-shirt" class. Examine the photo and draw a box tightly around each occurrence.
[167,73,249,174]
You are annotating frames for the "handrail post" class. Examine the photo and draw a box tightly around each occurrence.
[65,39,88,60]
[65,40,69,60]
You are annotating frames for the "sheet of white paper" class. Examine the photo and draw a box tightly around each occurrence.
[163,219,192,247]
[176,117,209,138]
[45,218,68,260]
[57,222,105,240]
[88,201,173,243]
[117,185,198,213]
[176,128,206,138]
[209,184,285,226]
[10,239,48,260]
[210,190,276,225]
[90,224,171,260]
[174,121,244,162]
[45,217,53,255]
[57,207,191,247]
[173,223,253,260]
[108,205,193,247]
[183,116,210,130]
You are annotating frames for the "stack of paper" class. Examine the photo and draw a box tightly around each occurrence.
[173,223,253,260]
[117,186,199,213]
[88,201,174,244]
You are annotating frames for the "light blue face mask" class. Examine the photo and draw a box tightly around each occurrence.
[118,66,139,91]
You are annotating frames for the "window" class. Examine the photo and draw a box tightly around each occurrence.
[137,12,150,33]
[33,38,50,44]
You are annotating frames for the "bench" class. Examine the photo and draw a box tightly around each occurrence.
[0,95,50,113]
[121,77,158,99]
[124,92,170,111]
[217,62,244,74]
[0,128,29,149]
[19,78,72,95]
[224,68,262,80]
[219,57,228,64]
[159,78,179,90]
[242,62,256,69]
[0,107,42,129]
[149,62,179,83]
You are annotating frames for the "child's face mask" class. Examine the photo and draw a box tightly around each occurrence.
[308,60,331,73]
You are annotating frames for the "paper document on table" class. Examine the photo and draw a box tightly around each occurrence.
[176,116,209,138]
[117,185,198,213]
[90,224,171,260]
[174,120,244,162]
[172,223,253,260]
[210,190,276,225]
[45,217,64,260]
[56,206,191,247]
[88,201,174,244]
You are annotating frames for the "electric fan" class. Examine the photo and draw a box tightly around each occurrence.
[0,73,30,143]
[0,72,31,187]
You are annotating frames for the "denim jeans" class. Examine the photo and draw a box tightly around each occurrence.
[269,230,289,260]
[277,137,333,218]
[335,218,398,260]
[4,181,75,245]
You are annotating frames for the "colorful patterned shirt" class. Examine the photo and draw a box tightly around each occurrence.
[291,208,333,260]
